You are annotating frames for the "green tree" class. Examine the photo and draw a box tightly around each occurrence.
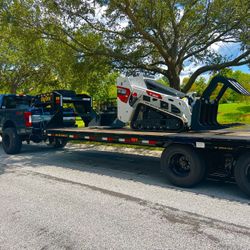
[0,1,117,99]
[14,0,248,91]
[2,0,249,95]
[0,16,55,93]
[190,77,207,96]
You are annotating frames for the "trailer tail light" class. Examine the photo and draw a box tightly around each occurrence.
[146,90,162,99]
[24,112,32,127]
[117,86,131,103]
[55,96,61,105]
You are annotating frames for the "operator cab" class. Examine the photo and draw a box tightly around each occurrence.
[144,79,196,105]
[144,79,186,98]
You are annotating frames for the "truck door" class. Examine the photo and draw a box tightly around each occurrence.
[2,96,20,129]
[0,95,5,132]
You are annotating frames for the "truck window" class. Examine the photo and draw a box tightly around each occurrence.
[16,98,30,109]
[4,97,16,109]
[3,96,30,109]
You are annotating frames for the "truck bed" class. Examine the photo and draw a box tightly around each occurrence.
[47,125,250,148]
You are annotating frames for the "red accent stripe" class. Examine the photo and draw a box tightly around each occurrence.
[149,140,157,145]
[131,138,138,143]
[146,90,162,99]
[124,138,138,143]
[117,86,131,103]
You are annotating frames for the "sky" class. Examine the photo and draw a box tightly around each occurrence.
[180,42,250,83]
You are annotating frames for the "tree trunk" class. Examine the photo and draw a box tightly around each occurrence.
[166,69,181,91]
[10,83,17,94]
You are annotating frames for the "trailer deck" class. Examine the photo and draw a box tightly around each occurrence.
[47,125,250,149]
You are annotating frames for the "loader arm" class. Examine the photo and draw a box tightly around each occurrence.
[191,75,250,130]
[201,75,250,101]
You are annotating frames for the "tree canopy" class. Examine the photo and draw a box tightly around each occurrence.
[0,0,249,93]
[0,0,117,99]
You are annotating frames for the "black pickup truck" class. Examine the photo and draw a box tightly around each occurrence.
[0,94,35,154]
[0,91,94,154]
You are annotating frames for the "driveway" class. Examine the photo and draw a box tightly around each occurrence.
[0,143,249,249]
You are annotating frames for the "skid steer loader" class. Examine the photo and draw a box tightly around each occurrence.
[115,75,250,131]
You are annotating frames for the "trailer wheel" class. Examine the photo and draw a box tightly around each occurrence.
[48,138,68,148]
[2,128,22,154]
[234,153,250,196]
[161,145,206,187]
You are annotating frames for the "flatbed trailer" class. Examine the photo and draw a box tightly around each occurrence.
[47,125,250,196]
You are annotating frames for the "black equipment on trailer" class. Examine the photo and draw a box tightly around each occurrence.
[191,75,250,130]
[33,90,97,128]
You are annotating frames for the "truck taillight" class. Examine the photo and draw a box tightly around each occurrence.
[117,86,131,103]
[24,112,32,127]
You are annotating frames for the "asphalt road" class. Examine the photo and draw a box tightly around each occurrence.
[0,142,250,250]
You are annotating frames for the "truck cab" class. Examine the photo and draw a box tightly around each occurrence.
[0,94,33,136]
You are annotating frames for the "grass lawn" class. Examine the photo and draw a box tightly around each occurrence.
[218,102,250,124]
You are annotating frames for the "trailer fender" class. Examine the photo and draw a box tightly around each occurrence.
[162,141,197,149]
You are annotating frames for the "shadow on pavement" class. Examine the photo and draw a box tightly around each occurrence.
[0,142,249,204]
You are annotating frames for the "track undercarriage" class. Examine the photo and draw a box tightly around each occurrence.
[130,103,185,132]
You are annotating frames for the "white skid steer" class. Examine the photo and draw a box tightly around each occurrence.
[115,75,250,132]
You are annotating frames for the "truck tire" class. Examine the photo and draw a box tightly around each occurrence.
[48,138,68,149]
[161,145,206,187]
[2,128,22,154]
[234,153,250,196]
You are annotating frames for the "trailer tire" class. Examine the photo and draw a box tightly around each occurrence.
[48,138,68,148]
[234,153,250,196]
[54,138,68,148]
[161,145,206,187]
[2,128,22,154]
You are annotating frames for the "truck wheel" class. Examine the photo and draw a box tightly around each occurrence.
[161,145,206,187]
[234,153,250,196]
[2,128,22,154]
[48,138,68,148]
